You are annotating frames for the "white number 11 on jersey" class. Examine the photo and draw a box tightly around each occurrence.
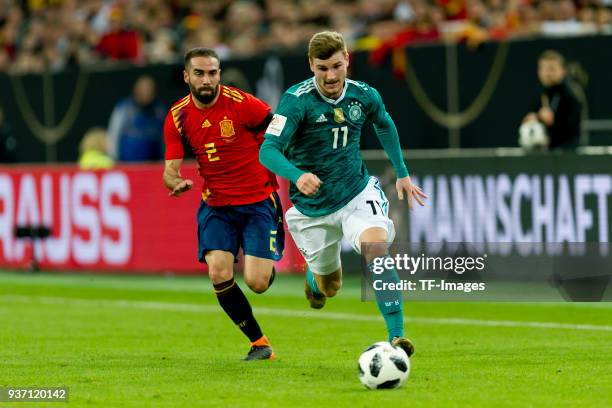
[331,126,348,149]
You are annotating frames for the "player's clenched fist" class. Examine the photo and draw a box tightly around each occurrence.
[170,179,193,197]
[296,173,322,196]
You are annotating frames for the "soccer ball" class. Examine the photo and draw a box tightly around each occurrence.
[357,342,410,389]
[519,120,549,149]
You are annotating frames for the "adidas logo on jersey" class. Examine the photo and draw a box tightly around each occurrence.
[315,114,327,123]
[202,119,211,128]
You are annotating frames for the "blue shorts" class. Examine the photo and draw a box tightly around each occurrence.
[197,192,285,262]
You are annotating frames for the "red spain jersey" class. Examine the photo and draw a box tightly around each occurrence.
[164,86,278,206]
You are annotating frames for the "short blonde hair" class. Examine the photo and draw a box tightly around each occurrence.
[79,127,108,154]
[539,50,565,67]
[308,31,346,60]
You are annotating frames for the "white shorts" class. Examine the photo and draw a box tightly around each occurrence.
[285,176,395,275]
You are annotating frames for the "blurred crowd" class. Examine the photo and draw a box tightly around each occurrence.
[1,0,611,74]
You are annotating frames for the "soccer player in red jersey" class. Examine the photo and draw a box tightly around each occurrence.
[163,48,284,361]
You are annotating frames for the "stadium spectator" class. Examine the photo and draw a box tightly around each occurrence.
[488,8,513,40]
[515,3,542,37]
[78,127,114,170]
[0,3,22,59]
[0,48,9,71]
[522,50,583,149]
[95,6,142,63]
[438,0,468,20]
[107,75,166,162]
[578,5,597,24]
[144,28,177,63]
[179,16,231,60]
[596,6,612,32]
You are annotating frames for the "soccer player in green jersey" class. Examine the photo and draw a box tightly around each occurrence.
[259,31,427,357]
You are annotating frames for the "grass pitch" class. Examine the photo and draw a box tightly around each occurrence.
[1,271,611,407]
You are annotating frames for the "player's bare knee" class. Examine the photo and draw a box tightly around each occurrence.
[360,228,390,263]
[209,267,233,284]
[205,252,234,283]
[245,275,269,294]
[207,259,233,283]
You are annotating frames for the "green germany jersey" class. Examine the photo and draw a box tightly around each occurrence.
[264,77,390,217]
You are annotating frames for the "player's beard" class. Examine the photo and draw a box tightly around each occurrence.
[190,83,219,105]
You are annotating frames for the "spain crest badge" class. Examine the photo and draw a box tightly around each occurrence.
[219,117,235,139]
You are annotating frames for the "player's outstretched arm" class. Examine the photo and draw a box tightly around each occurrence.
[163,159,193,197]
[371,110,428,209]
[373,112,409,179]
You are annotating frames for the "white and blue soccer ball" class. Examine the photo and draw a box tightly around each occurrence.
[519,120,549,149]
[358,341,410,389]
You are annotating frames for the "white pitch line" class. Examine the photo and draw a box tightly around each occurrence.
[2,295,612,333]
